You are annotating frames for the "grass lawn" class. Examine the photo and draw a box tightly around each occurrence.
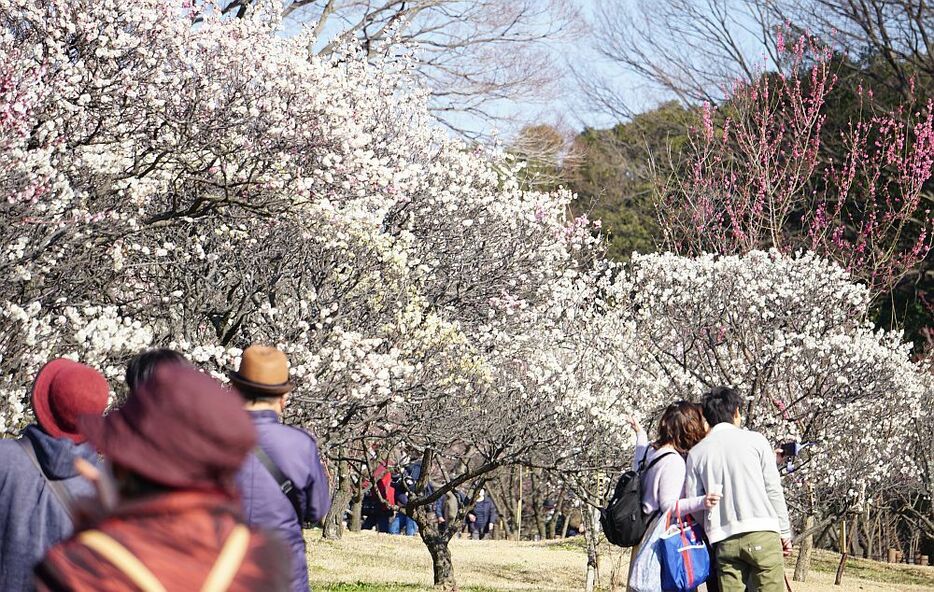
[305,529,934,591]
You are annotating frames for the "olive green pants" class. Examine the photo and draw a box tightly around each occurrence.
[714,531,785,592]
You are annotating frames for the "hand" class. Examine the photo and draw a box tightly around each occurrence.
[626,416,642,433]
[703,493,722,509]
[468,514,476,522]
[71,458,119,528]
[782,538,793,557]
[775,448,785,465]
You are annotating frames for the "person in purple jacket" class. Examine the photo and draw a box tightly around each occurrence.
[232,345,331,592]
[0,359,109,592]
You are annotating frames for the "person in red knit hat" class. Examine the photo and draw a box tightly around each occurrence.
[34,359,290,592]
[0,358,110,591]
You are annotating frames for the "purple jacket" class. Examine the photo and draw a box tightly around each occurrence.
[235,411,331,592]
[0,425,100,591]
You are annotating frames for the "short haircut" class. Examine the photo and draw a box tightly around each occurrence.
[702,386,744,426]
[125,349,186,394]
[239,389,284,404]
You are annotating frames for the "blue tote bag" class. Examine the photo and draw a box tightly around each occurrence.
[658,502,711,592]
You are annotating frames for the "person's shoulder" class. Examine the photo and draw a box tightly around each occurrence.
[655,449,685,467]
[0,437,18,458]
[0,437,29,473]
[0,435,24,453]
[687,436,714,458]
[738,428,771,448]
[259,423,321,457]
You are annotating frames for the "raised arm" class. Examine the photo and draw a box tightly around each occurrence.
[631,418,650,472]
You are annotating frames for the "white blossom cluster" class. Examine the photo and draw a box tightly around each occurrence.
[0,0,597,457]
[0,0,928,525]
[549,250,932,514]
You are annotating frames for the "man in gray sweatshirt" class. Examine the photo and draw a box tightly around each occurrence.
[685,387,793,592]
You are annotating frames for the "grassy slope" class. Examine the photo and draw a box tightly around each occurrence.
[305,530,934,592]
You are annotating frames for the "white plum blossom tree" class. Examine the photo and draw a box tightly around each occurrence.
[564,250,933,580]
[0,0,930,588]
[0,0,600,585]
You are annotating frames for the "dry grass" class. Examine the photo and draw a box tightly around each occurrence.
[305,529,934,591]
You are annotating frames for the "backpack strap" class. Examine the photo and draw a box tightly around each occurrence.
[638,450,678,519]
[636,447,651,472]
[17,438,75,522]
[201,524,251,592]
[253,446,304,522]
[78,525,251,592]
[77,530,167,592]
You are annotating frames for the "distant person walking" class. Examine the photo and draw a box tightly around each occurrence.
[0,359,109,591]
[390,459,424,536]
[685,387,793,592]
[34,361,290,591]
[232,345,331,592]
[467,489,498,540]
[362,460,395,532]
[434,489,461,536]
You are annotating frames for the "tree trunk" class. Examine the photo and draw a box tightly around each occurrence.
[560,505,572,538]
[859,508,873,559]
[545,488,566,540]
[584,506,600,592]
[348,489,364,532]
[322,457,352,540]
[414,504,458,589]
[531,471,546,540]
[793,514,815,582]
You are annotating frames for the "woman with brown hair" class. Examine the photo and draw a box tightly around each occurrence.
[627,401,721,592]
[629,401,719,517]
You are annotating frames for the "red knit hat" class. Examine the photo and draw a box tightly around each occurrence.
[78,362,257,492]
[31,359,110,443]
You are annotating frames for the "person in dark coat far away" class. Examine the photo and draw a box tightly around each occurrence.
[0,359,109,592]
[390,460,425,536]
[34,360,289,591]
[434,488,462,536]
[468,488,498,540]
[232,345,331,592]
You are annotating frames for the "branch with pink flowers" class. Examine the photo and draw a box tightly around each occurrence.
[656,32,933,300]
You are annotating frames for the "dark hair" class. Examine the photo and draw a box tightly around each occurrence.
[112,463,172,498]
[240,390,283,404]
[655,400,707,455]
[702,387,744,426]
[125,349,185,394]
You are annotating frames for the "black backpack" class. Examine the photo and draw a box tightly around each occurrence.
[600,450,675,547]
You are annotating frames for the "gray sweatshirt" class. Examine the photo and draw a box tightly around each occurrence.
[684,423,792,544]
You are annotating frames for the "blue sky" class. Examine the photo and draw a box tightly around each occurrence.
[278,0,772,140]
[445,0,775,140]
